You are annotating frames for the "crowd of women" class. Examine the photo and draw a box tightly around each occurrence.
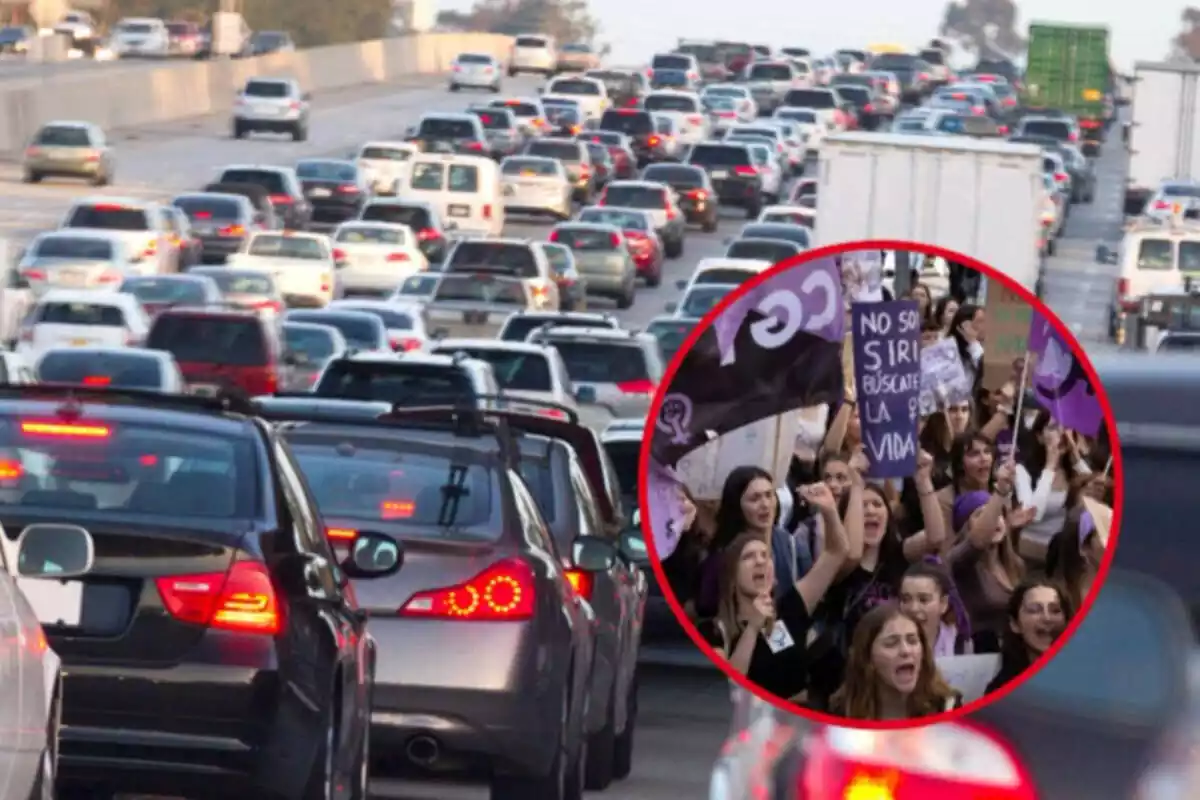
[658,263,1115,722]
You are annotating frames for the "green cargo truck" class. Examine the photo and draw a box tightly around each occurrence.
[1021,22,1112,154]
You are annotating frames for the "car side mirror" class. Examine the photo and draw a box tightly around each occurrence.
[1095,244,1111,264]
[722,236,732,246]
[617,528,648,565]
[572,535,617,571]
[664,301,678,313]
[574,384,597,404]
[674,279,687,291]
[16,523,95,579]
[340,531,405,579]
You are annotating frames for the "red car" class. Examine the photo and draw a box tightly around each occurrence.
[577,131,637,179]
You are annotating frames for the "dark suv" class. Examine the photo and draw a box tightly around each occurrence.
[598,109,660,166]
[146,306,289,395]
[409,113,489,156]
[214,165,310,230]
[685,142,763,218]
[170,192,261,263]
[641,163,719,231]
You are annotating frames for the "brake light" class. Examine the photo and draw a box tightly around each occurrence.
[336,185,359,194]
[688,189,707,199]
[1154,200,1172,210]
[82,375,111,387]
[950,93,966,99]
[687,114,703,125]
[539,407,567,419]
[268,194,293,205]
[252,299,283,313]
[532,284,550,303]
[20,421,110,439]
[194,211,212,219]
[390,336,422,351]
[800,724,1035,800]
[565,569,593,600]
[1054,172,1068,183]
[998,125,1009,134]
[91,203,125,212]
[918,72,930,80]
[289,102,301,112]
[1068,132,1078,141]
[156,561,281,635]
[21,269,45,282]
[971,105,985,115]
[624,98,638,107]
[733,165,758,176]
[717,111,736,118]
[863,103,873,112]
[647,135,661,147]
[385,252,410,262]
[0,460,22,481]
[332,248,347,262]
[417,227,439,241]
[548,230,560,243]
[219,224,246,236]
[241,366,278,395]
[98,270,121,284]
[381,499,415,520]
[25,146,40,157]
[327,527,357,542]
[400,558,536,620]
[482,204,493,219]
[617,379,654,394]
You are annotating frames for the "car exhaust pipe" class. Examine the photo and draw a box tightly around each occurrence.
[406,735,440,766]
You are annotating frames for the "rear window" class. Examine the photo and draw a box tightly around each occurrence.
[287,313,382,350]
[588,73,635,95]
[173,196,241,220]
[447,242,537,276]
[359,146,411,161]
[284,325,339,360]
[147,315,267,365]
[35,125,89,147]
[544,104,581,124]
[652,54,690,71]
[918,49,945,65]
[871,54,919,70]
[296,161,356,181]
[778,109,818,123]
[219,169,287,194]
[166,22,194,34]
[0,417,256,518]
[418,118,476,138]
[434,274,527,304]
[33,236,113,260]
[64,205,148,232]
[641,165,704,187]
[682,285,734,317]
[645,319,696,364]
[1137,240,1174,271]
[578,209,651,230]
[118,22,153,34]
[550,79,601,96]
[335,306,413,330]
[553,228,619,251]
[38,302,125,327]
[38,351,163,388]
[601,185,666,209]
[516,36,548,48]
[334,225,408,245]
[360,203,429,228]
[688,144,751,167]
[470,109,511,129]
[410,163,478,192]
[644,94,699,113]
[314,361,475,407]
[599,110,654,135]
[733,127,780,141]
[528,139,583,161]
[502,315,611,342]
[285,431,500,539]
[727,240,798,262]
[502,158,559,177]
[1021,119,1070,139]
[435,348,551,391]
[247,235,326,260]
[496,100,539,117]
[1158,335,1200,352]
[1181,241,1200,271]
[201,271,274,295]
[121,277,208,305]
[547,341,652,384]
[585,131,622,146]
[838,86,871,103]
[652,71,688,86]
[696,267,758,285]
[749,63,792,80]
[782,89,834,108]
[244,80,290,98]
[457,53,492,65]
[1164,185,1200,198]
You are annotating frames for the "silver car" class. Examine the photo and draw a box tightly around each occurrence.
[429,337,579,415]
[449,51,503,92]
[281,321,347,390]
[528,325,664,418]
[232,77,311,141]
[18,231,139,298]
[500,156,573,220]
[548,223,637,309]
[22,121,114,186]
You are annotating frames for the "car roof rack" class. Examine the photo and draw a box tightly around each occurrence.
[0,383,258,417]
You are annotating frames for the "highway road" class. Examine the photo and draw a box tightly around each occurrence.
[0,53,164,83]
[1,73,1131,799]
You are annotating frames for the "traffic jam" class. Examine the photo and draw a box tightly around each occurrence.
[0,21,1169,800]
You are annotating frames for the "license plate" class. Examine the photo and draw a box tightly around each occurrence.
[463,310,489,324]
[19,578,83,627]
[70,338,90,346]
[50,151,73,160]
[503,185,515,196]
[448,205,470,218]
[254,104,278,115]
[190,383,219,396]
[711,170,728,179]
[57,270,86,286]
[193,225,214,235]
[310,187,331,197]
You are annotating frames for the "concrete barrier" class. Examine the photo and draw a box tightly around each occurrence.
[0,32,515,157]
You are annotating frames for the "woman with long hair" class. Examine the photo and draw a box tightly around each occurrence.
[948,303,986,391]
[659,484,708,620]
[1046,504,1106,610]
[828,603,963,720]
[906,282,934,324]
[934,295,959,336]
[1014,410,1089,562]
[899,560,973,657]
[935,430,996,542]
[985,579,1074,695]
[948,459,1029,653]
[701,482,850,701]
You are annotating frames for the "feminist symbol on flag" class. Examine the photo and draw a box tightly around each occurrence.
[656,393,693,444]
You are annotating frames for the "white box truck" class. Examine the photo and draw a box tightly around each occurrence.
[1123,61,1200,217]
[814,132,1047,294]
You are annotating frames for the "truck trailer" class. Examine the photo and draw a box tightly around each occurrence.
[1123,61,1200,217]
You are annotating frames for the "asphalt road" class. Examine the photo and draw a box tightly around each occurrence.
[0,53,165,83]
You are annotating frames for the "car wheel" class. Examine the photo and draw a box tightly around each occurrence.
[91,171,107,187]
[508,67,517,77]
[665,236,683,259]
[449,83,460,92]
[584,688,617,790]
[232,121,245,139]
[491,82,501,93]
[491,683,572,800]
[1047,238,1057,256]
[645,264,662,287]
[745,203,761,219]
[616,283,635,309]
[702,215,718,233]
[612,676,638,780]
[23,170,40,184]
[302,694,337,800]
[292,123,307,142]
[349,690,372,800]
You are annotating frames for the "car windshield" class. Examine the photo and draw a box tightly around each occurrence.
[314,361,474,406]
[418,118,476,138]
[219,169,287,193]
[35,125,90,147]
[447,242,537,276]
[247,235,326,260]
[37,351,163,389]
[578,209,650,230]
[120,277,208,304]
[550,79,600,95]
[433,274,527,304]
[503,158,559,177]
[457,53,492,65]
[749,63,791,80]
[528,140,582,161]
[434,347,552,391]
[147,315,267,366]
[34,236,114,260]
[646,319,696,363]
[652,55,691,70]
[1022,119,1070,139]
[600,111,653,135]
[688,144,750,166]
[727,239,798,262]
[546,340,652,383]
[0,416,257,518]
[682,285,734,317]
[643,166,703,187]
[287,313,382,350]
[283,325,339,361]
[360,204,428,228]
[779,109,817,123]
[553,227,619,251]
[335,225,408,245]
[333,305,414,330]
[285,431,501,540]
[296,161,356,181]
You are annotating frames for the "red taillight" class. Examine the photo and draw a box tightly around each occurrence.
[381,499,415,520]
[863,103,873,112]
[240,367,277,395]
[998,125,1008,134]
[0,459,22,481]
[647,135,661,147]
[417,227,439,241]
[327,527,357,543]
[332,248,347,262]
[1117,277,1130,300]
[1054,172,1068,183]
[21,269,45,282]
[733,165,758,176]
[385,252,410,262]
[687,114,703,125]
[82,375,111,386]
[156,561,281,635]
[609,232,621,247]
[1081,118,1101,129]
[539,407,567,419]
[400,559,536,621]
[1154,200,1172,210]
[91,203,124,212]
[482,204,493,219]
[717,111,736,118]
[468,141,485,152]
[617,379,654,394]
[194,211,212,219]
[251,299,283,313]
[624,97,638,107]
[565,569,593,600]
[20,420,110,439]
[219,224,245,237]
[971,105,985,115]
[336,184,359,194]
[688,189,707,199]
[268,194,292,205]
[918,72,930,80]
[25,146,40,157]
[390,336,421,351]
[1068,132,1078,141]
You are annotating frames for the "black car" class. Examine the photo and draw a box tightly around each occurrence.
[409,113,489,156]
[294,159,367,227]
[171,192,261,263]
[358,199,450,265]
[866,52,932,102]
[598,109,662,166]
[467,106,523,160]
[832,84,881,129]
[685,142,763,218]
[640,163,719,232]
[214,166,311,230]
[200,181,279,229]
[0,385,403,800]
[544,102,585,137]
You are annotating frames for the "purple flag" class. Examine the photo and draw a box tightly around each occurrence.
[851,300,922,478]
[1027,311,1103,436]
[645,459,687,560]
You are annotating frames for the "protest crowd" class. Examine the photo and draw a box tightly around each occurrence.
[650,250,1116,722]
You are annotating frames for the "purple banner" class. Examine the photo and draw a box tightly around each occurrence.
[1027,311,1103,436]
[852,300,922,478]
[645,459,687,560]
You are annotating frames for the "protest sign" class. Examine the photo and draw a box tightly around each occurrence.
[851,300,922,478]
[1028,311,1103,435]
[982,280,1032,391]
[652,257,845,467]
[935,653,1001,703]
[917,338,972,415]
[676,413,801,501]
[794,405,829,462]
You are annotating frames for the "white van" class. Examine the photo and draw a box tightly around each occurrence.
[356,141,419,196]
[542,75,609,121]
[1099,217,1200,338]
[111,17,169,58]
[401,154,504,237]
[509,33,556,76]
